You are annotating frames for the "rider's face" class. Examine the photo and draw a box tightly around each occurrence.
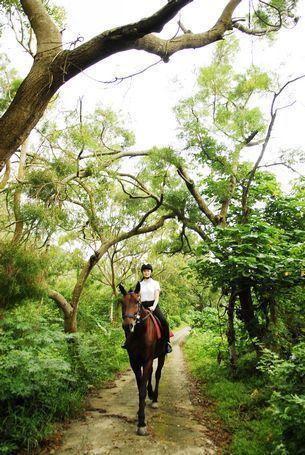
[142,269,152,279]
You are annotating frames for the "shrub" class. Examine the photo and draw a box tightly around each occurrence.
[258,342,305,453]
[0,301,127,452]
[184,330,279,454]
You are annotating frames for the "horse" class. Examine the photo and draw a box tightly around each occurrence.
[119,283,166,436]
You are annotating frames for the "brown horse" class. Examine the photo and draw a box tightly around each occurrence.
[119,283,166,436]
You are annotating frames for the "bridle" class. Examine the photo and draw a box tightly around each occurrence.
[122,293,151,326]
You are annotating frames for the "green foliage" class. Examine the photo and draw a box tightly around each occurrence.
[193,217,305,293]
[259,343,305,453]
[0,242,48,308]
[184,330,280,454]
[191,307,224,332]
[0,303,79,452]
[148,255,200,325]
[0,300,127,452]
[252,0,299,31]
[173,38,275,213]
[177,39,271,156]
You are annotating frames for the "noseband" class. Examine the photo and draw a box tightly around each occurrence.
[123,307,141,321]
[123,295,150,323]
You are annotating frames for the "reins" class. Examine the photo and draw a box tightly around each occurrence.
[123,301,151,323]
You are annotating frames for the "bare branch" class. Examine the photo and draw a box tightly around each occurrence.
[177,166,217,225]
[117,173,160,202]
[118,179,151,200]
[48,290,73,317]
[241,75,305,219]
[175,210,208,240]
[241,111,277,219]
[271,74,305,116]
[233,22,279,36]
[258,161,304,177]
[65,0,195,75]
[178,20,192,34]
[97,58,162,84]
[0,160,11,190]
[134,0,242,61]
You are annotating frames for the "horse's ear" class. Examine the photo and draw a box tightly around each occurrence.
[134,281,141,294]
[118,283,127,295]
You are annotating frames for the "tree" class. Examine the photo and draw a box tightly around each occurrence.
[0,0,298,171]
[153,39,305,364]
[0,103,176,331]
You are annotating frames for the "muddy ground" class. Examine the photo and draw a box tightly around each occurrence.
[51,327,222,454]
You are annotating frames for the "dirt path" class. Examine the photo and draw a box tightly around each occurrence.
[54,327,217,454]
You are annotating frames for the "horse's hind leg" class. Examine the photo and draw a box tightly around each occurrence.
[147,364,153,400]
[152,354,165,408]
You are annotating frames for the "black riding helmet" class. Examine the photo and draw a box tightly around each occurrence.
[141,263,153,272]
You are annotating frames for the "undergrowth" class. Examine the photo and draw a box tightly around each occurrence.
[184,329,279,454]
[0,300,128,454]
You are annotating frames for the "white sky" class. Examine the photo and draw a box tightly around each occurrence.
[2,0,305,187]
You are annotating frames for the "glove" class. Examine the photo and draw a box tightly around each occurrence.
[149,300,156,312]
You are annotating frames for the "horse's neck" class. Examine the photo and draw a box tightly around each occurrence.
[136,309,153,335]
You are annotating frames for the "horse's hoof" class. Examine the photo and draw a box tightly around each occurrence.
[137,426,148,436]
[151,402,158,409]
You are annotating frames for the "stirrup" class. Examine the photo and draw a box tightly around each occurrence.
[165,342,172,354]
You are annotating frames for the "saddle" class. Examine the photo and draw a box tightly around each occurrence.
[149,313,174,341]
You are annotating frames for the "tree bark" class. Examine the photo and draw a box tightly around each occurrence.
[238,280,262,342]
[0,160,11,190]
[227,288,238,372]
[12,138,29,243]
[48,290,75,332]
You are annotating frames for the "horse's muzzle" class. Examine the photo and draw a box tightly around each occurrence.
[123,321,136,333]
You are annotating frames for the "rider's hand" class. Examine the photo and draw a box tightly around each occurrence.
[149,306,154,311]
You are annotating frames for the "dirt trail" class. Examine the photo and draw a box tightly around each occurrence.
[54,327,217,454]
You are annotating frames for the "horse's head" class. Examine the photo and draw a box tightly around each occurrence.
[119,283,141,333]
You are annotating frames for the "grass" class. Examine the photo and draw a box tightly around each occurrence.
[184,330,280,454]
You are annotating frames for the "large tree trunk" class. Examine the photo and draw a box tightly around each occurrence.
[238,280,262,342]
[227,288,238,372]
[64,311,78,333]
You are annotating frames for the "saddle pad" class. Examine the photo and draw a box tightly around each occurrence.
[150,313,162,340]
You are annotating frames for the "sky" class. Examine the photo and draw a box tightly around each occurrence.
[2,0,305,187]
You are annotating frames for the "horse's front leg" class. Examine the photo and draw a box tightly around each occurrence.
[137,358,153,435]
[130,359,142,390]
[152,354,165,408]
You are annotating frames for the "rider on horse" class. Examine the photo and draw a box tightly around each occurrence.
[122,263,172,354]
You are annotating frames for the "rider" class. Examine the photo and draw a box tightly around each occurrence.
[121,263,172,354]
[138,263,172,354]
